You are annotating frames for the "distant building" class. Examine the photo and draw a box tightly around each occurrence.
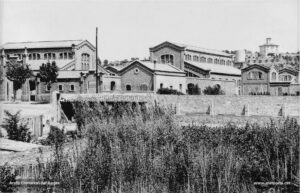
[241,64,300,95]
[259,38,279,57]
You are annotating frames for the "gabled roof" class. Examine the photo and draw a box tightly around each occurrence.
[185,61,241,76]
[120,60,185,74]
[26,59,75,70]
[241,64,270,72]
[150,41,232,57]
[0,40,85,50]
[279,68,299,76]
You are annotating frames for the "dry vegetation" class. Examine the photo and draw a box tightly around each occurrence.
[13,102,300,193]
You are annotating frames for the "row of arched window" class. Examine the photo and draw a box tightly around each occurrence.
[161,54,174,65]
[185,54,232,65]
[247,71,263,80]
[28,52,73,60]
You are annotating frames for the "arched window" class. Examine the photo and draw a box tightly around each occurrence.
[126,84,131,91]
[44,53,47,60]
[226,60,231,66]
[52,53,56,60]
[32,53,36,60]
[110,81,116,91]
[185,54,191,61]
[193,55,199,62]
[68,53,73,59]
[161,54,174,65]
[37,54,40,60]
[214,59,219,64]
[59,53,63,59]
[29,54,32,60]
[48,53,52,60]
[200,57,206,63]
[220,59,225,65]
[207,58,213,63]
[160,83,163,88]
[64,53,67,59]
[247,71,263,80]
[272,72,276,81]
[81,53,90,70]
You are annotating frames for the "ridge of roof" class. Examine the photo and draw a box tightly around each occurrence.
[170,42,232,57]
[3,39,83,45]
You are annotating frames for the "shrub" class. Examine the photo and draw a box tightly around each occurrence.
[187,84,201,95]
[203,84,225,95]
[3,111,31,142]
[0,164,16,192]
[157,87,184,95]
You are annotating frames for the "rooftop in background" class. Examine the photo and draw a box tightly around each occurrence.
[171,42,233,57]
[185,60,241,76]
[120,60,185,74]
[0,40,84,50]
[259,38,279,47]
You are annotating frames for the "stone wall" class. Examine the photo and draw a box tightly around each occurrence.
[155,95,300,117]
[186,77,237,95]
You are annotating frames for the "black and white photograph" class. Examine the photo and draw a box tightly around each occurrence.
[0,0,299,192]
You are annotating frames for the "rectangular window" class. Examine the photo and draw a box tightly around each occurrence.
[45,84,50,92]
[179,84,182,91]
[58,84,63,92]
[70,84,75,92]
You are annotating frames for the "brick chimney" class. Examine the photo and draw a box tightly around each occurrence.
[153,60,157,70]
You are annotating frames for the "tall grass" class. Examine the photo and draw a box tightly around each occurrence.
[41,101,299,193]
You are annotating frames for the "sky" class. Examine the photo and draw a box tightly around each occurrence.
[0,0,299,61]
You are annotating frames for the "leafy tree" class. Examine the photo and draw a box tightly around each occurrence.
[203,84,225,95]
[0,164,16,192]
[157,87,184,95]
[6,60,32,101]
[3,110,31,142]
[103,59,109,66]
[39,61,59,90]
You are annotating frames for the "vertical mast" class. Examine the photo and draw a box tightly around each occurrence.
[96,27,99,93]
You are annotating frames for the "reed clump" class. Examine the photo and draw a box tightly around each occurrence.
[42,101,299,193]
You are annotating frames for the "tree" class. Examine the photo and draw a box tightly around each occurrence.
[39,61,59,90]
[3,110,31,142]
[6,60,32,101]
[103,59,109,66]
[203,84,225,95]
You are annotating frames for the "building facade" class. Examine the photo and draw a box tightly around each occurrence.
[118,60,186,93]
[0,40,121,102]
[149,41,241,95]
[241,64,300,95]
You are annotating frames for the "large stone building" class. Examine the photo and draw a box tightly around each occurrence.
[149,41,241,95]
[0,40,121,102]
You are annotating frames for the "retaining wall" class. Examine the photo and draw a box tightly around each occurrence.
[155,95,300,117]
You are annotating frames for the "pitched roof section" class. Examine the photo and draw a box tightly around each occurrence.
[241,64,270,72]
[0,40,84,50]
[185,61,241,76]
[120,60,185,74]
[27,59,75,70]
[149,41,232,57]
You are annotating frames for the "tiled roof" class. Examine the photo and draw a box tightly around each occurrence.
[138,61,184,73]
[57,70,88,79]
[185,61,241,75]
[27,59,75,70]
[170,42,232,57]
[0,40,84,50]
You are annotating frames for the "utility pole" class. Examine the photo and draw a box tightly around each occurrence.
[95,27,99,93]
